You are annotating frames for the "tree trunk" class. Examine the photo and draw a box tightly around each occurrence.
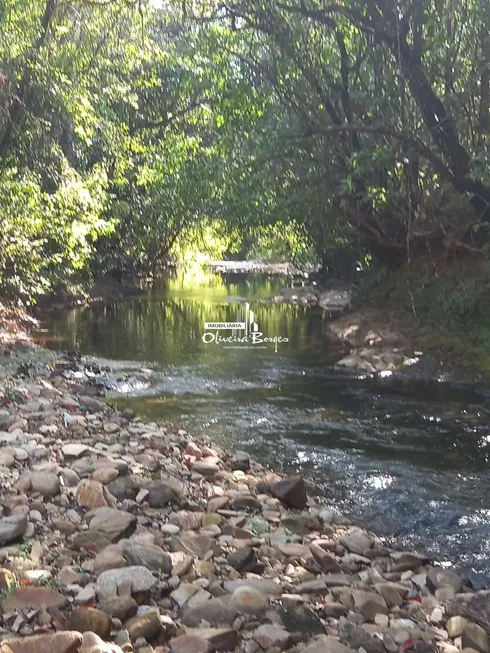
[479,25,490,139]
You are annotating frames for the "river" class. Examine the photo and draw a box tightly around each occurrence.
[39,269,490,585]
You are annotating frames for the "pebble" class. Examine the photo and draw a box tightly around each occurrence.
[67,606,112,639]
[0,515,27,546]
[122,542,173,574]
[125,607,163,642]
[96,566,157,599]
[0,363,478,653]
[1,586,67,611]
[447,616,468,639]
[229,586,268,615]
[462,623,490,653]
[89,507,136,542]
[169,635,213,653]
[0,631,84,653]
[253,625,292,649]
[181,598,235,627]
[75,587,96,604]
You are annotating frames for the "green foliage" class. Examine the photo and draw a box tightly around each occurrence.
[409,269,490,343]
[0,165,111,299]
[361,257,490,378]
[172,220,243,268]
[1,0,490,298]
[244,222,315,266]
[17,537,34,558]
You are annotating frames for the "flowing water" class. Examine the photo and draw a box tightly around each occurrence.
[39,269,490,584]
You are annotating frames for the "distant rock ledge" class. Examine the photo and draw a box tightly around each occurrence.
[207,260,316,276]
[274,285,352,316]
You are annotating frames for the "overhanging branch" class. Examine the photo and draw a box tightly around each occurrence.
[303,122,454,183]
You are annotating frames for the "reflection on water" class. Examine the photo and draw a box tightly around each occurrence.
[48,272,336,366]
[40,269,490,584]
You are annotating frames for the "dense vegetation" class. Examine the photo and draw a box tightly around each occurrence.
[1,0,489,300]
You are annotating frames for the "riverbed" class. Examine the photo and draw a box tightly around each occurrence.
[38,269,490,584]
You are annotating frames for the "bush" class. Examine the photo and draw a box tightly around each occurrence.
[0,165,111,300]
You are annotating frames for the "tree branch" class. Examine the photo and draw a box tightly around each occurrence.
[304,122,454,182]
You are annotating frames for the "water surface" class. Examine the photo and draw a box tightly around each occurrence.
[40,270,490,584]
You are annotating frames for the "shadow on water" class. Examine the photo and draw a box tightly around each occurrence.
[39,269,490,584]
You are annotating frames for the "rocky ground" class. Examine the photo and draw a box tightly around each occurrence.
[272,290,419,377]
[271,284,489,386]
[324,309,490,391]
[207,262,314,276]
[0,357,489,653]
[272,285,352,317]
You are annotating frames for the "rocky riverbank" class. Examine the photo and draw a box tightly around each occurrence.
[207,262,314,276]
[323,308,490,392]
[272,284,352,317]
[0,358,488,653]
